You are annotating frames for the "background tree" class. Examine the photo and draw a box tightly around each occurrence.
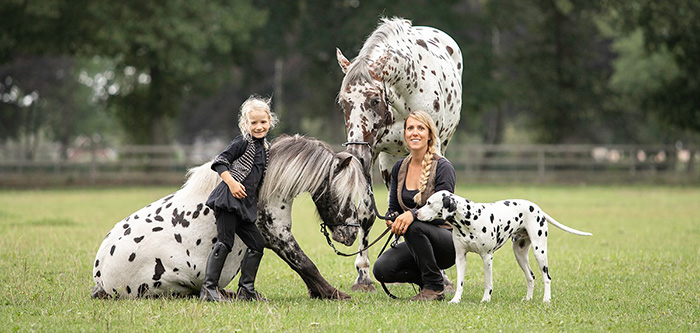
[607,0,700,135]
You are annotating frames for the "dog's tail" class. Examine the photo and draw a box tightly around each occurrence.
[544,213,593,236]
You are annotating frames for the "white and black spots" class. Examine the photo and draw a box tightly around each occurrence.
[336,17,463,292]
[416,190,592,303]
[337,18,463,185]
[92,135,372,300]
[92,182,248,299]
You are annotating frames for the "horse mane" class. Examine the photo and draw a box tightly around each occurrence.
[341,17,412,88]
[180,161,220,197]
[259,134,366,210]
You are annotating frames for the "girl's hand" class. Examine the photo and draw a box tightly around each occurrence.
[228,180,247,199]
[390,211,414,236]
[221,171,247,198]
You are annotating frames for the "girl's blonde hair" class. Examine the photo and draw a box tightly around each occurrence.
[238,95,279,139]
[403,110,439,203]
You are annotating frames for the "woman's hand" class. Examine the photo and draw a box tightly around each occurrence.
[390,211,414,236]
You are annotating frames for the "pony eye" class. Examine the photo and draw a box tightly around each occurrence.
[370,98,380,107]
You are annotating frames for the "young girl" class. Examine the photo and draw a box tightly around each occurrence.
[200,95,278,302]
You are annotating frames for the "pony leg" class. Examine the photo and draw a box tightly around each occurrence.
[259,209,350,300]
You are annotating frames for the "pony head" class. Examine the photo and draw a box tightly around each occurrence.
[259,135,372,247]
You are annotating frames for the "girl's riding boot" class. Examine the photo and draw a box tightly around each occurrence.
[235,248,268,301]
[200,242,231,302]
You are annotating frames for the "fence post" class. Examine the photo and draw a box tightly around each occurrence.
[538,147,545,179]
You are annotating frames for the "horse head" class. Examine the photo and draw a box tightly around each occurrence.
[312,151,371,246]
[337,48,395,178]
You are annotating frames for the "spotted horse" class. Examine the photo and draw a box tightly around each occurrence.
[91,134,373,299]
[336,17,463,291]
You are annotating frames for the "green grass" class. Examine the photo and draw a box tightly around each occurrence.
[1,185,698,331]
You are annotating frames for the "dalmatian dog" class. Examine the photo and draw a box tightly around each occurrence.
[415,190,592,303]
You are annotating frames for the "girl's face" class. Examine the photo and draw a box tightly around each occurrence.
[248,108,271,139]
[404,116,430,153]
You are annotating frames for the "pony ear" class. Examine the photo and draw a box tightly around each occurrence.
[337,154,353,171]
[369,51,390,81]
[337,48,351,74]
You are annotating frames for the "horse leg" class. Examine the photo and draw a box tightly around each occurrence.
[258,209,350,300]
[351,226,375,291]
[377,152,402,189]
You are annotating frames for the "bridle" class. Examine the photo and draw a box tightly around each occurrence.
[341,80,393,149]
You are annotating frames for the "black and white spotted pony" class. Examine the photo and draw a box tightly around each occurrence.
[336,17,463,291]
[91,134,373,299]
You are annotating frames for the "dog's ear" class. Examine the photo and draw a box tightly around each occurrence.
[442,194,457,213]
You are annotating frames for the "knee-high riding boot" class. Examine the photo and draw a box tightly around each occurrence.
[235,248,268,301]
[200,242,230,302]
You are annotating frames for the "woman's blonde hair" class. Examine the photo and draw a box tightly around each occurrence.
[403,110,439,203]
[238,95,279,140]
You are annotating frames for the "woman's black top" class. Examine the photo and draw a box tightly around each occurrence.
[388,157,456,224]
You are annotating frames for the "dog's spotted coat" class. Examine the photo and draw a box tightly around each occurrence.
[416,190,592,303]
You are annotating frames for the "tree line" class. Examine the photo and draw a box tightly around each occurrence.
[1,0,698,161]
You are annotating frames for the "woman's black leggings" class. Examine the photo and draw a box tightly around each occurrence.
[373,221,455,292]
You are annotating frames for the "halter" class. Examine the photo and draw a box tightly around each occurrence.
[319,184,393,257]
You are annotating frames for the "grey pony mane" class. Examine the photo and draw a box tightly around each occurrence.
[259,134,366,210]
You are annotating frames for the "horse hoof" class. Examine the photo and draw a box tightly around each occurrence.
[351,282,376,292]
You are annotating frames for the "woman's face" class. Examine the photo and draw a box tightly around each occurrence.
[248,108,271,139]
[404,116,430,153]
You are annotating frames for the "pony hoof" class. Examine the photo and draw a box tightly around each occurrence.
[91,284,110,299]
[333,290,352,300]
[351,282,376,292]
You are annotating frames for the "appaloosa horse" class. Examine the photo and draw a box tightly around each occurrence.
[336,17,463,291]
[92,135,372,299]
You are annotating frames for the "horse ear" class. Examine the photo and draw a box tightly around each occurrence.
[369,51,390,81]
[337,48,351,74]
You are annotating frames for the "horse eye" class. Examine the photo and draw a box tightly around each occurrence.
[370,98,380,107]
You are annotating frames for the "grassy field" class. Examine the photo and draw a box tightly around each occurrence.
[1,184,698,331]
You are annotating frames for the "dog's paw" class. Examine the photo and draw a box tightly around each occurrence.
[480,297,491,302]
[448,299,460,304]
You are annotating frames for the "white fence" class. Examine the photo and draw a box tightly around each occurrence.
[1,143,698,186]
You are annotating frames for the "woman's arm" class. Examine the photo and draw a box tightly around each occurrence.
[387,160,402,215]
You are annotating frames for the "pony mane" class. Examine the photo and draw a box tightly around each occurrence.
[179,161,220,197]
[341,17,412,88]
[259,134,366,210]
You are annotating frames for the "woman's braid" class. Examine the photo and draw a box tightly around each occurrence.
[413,143,435,203]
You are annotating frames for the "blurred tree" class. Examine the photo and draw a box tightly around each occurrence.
[486,0,614,143]
[82,1,267,144]
[607,0,700,134]
[1,0,267,145]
